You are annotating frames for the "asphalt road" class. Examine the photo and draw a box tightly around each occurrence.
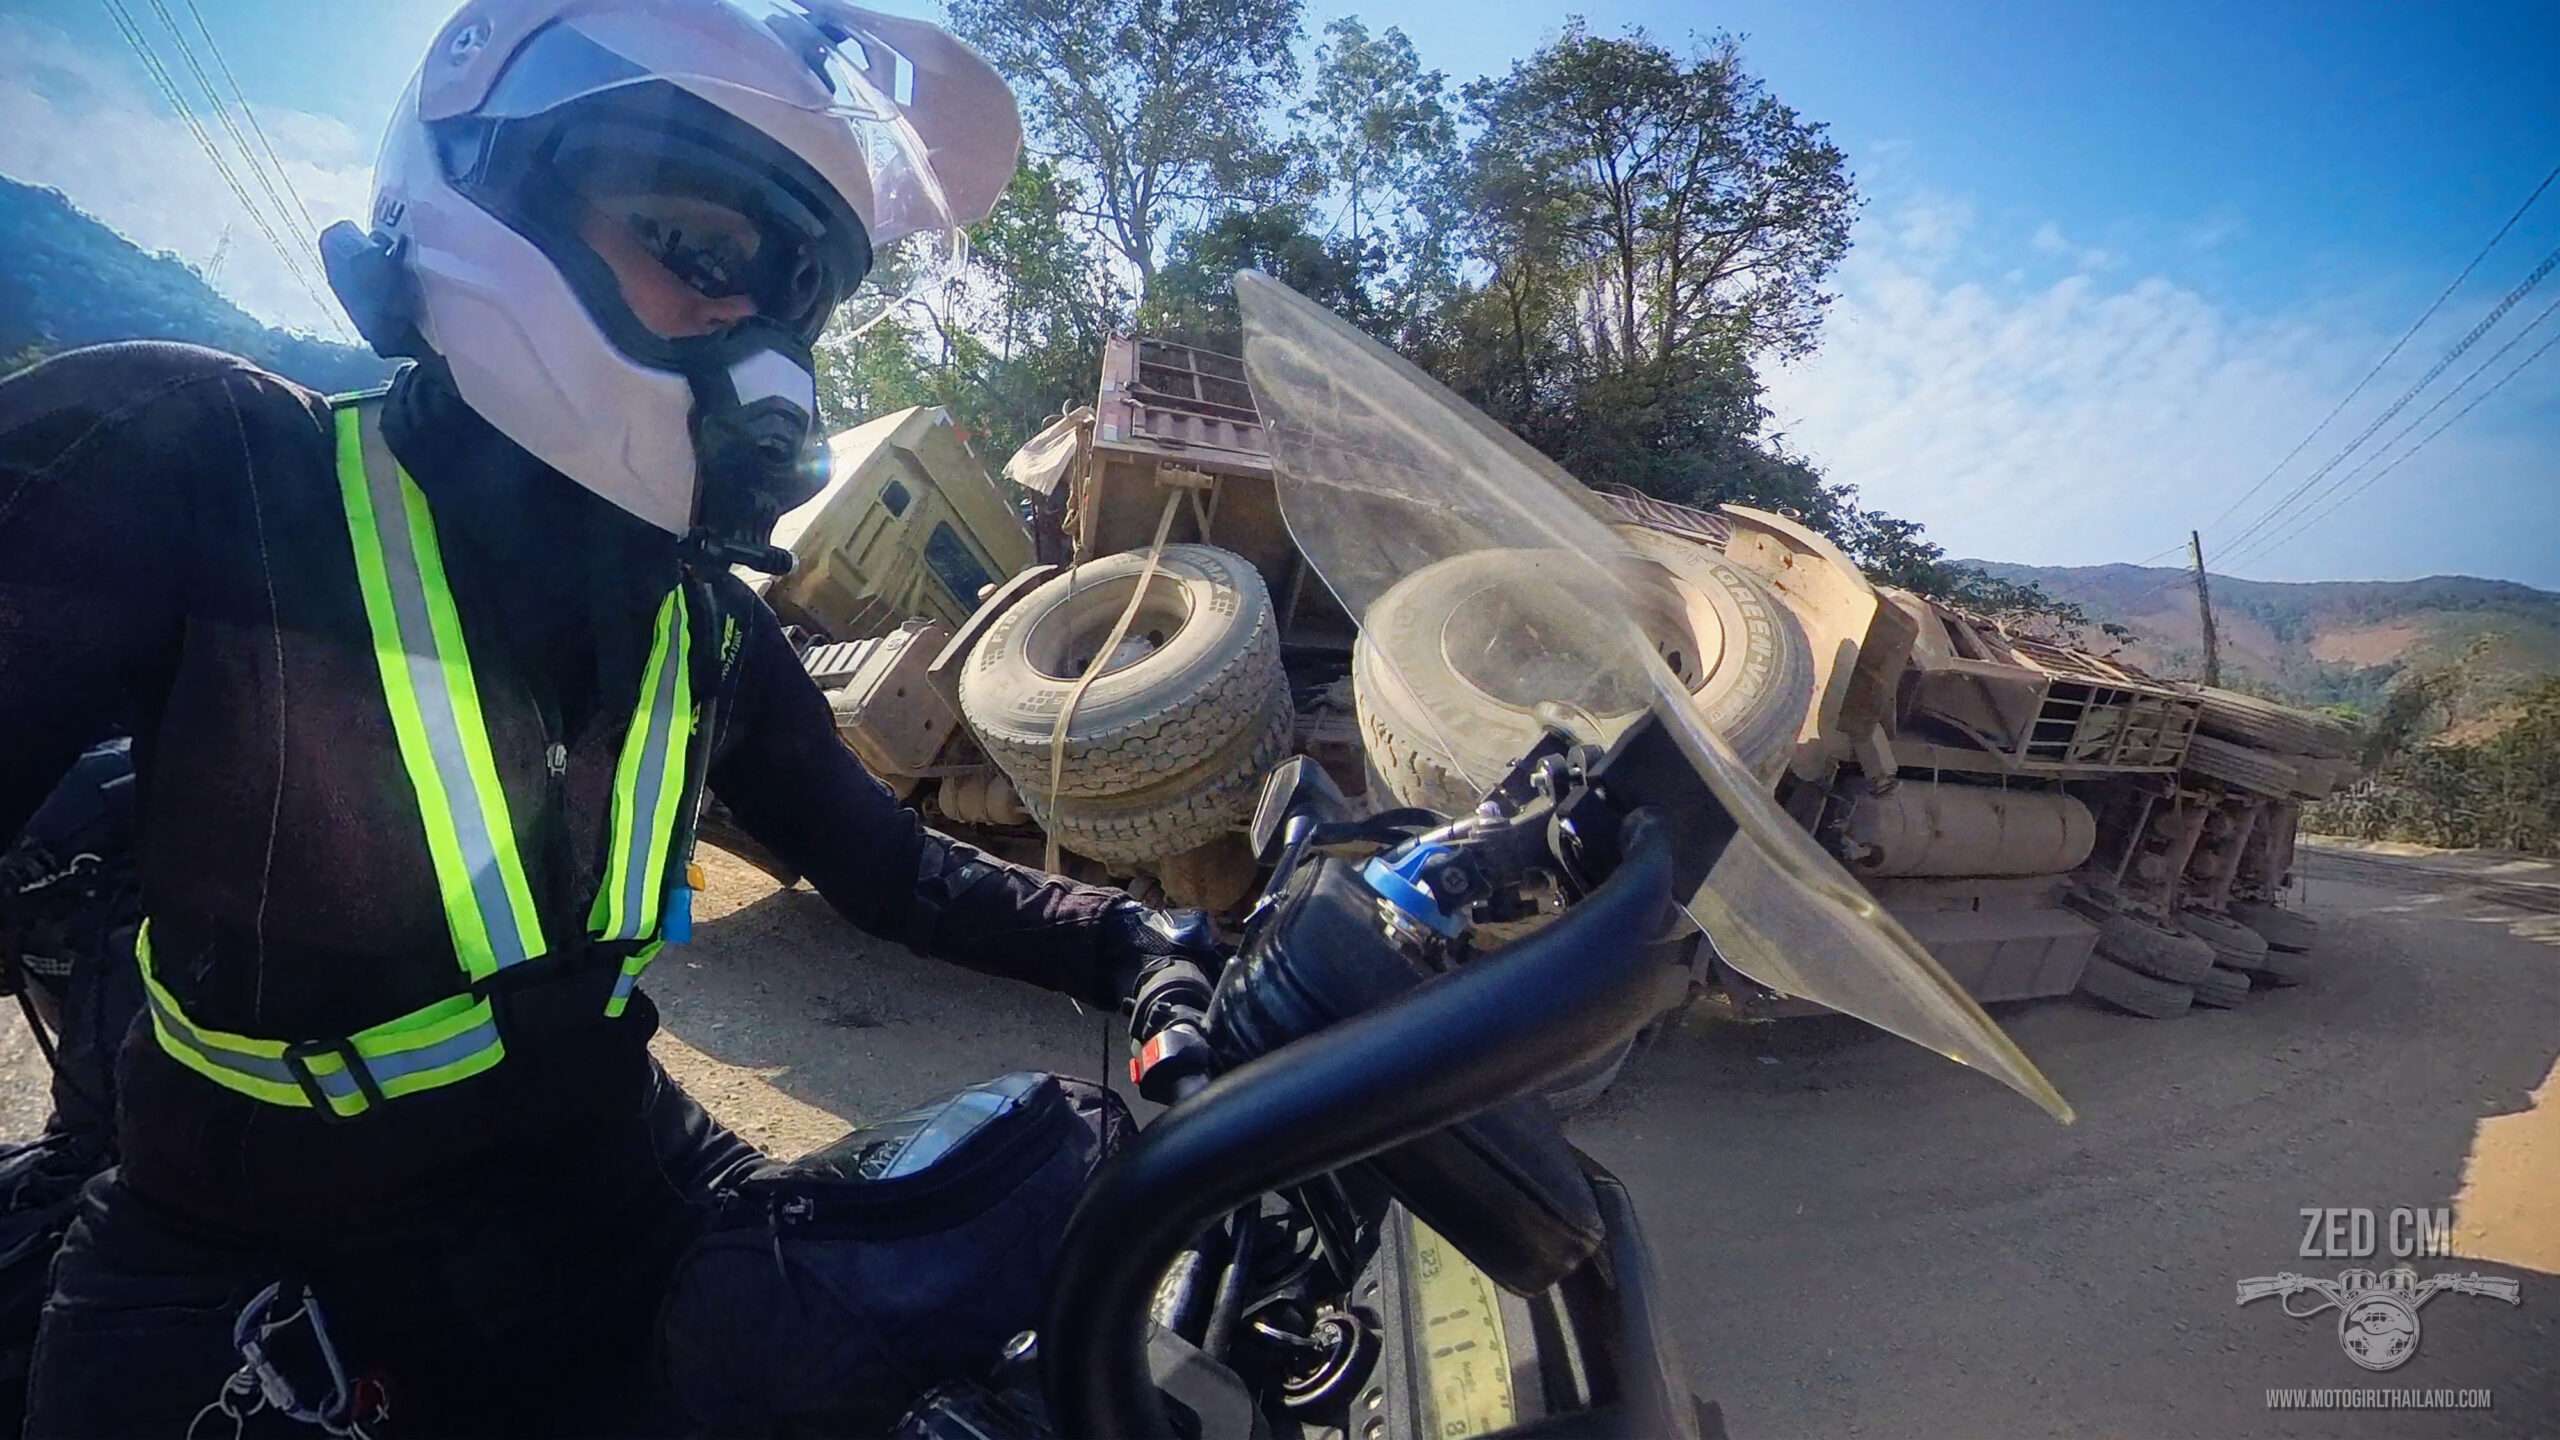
[5,840,2554,1438]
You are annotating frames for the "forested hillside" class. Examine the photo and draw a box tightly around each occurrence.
[1975,560,2560,726]
[0,175,388,393]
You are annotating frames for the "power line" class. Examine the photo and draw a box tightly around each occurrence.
[2213,239,2560,560]
[2218,291,2560,572]
[2239,325,2560,560]
[96,0,348,338]
[138,0,347,338]
[178,0,321,237]
[2196,159,2560,546]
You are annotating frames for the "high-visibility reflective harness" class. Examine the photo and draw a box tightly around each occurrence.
[139,395,706,1119]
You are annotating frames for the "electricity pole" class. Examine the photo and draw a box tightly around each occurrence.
[204,223,234,286]
[2189,529,2222,687]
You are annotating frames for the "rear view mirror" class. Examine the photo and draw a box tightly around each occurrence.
[1249,757,1354,863]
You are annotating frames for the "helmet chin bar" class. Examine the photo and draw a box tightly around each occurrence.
[684,322,822,575]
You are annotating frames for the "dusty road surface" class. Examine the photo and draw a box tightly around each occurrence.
[4,840,2553,1437]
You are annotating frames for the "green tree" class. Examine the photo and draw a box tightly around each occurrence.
[815,161,1131,462]
[1421,25,1857,513]
[1462,24,1855,370]
[1294,19,1460,341]
[1141,207,1371,352]
[947,0,1306,287]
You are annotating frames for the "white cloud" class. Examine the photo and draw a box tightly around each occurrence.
[2029,220,2114,272]
[2182,211,2247,253]
[1764,204,2560,587]
[1890,194,1973,267]
[0,13,372,335]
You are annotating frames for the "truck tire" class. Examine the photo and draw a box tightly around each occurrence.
[2095,912,2216,984]
[2189,687,2355,760]
[2078,953,2194,1018]
[2179,908,2271,969]
[962,545,1283,800]
[2251,945,2313,987]
[1037,690,1295,867]
[2193,965,2252,1008]
[2229,899,2315,953]
[2181,735,2303,797]
[1356,540,1815,815]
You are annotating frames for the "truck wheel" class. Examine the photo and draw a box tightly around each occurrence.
[1037,691,1294,867]
[2095,912,2216,983]
[2251,945,2313,987]
[2229,900,2315,953]
[962,545,1284,800]
[1356,539,1815,815]
[2077,953,2195,1018]
[2189,687,2356,759]
[2180,908,2271,970]
[2193,965,2252,1008]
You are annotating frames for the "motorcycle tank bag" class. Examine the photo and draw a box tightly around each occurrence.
[660,1072,1130,1432]
[1208,856,1605,1292]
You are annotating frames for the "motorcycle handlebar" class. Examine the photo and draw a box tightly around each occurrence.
[1039,808,1680,1440]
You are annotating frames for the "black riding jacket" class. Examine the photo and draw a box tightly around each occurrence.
[0,343,1122,1236]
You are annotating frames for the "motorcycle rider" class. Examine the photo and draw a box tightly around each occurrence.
[0,3,1218,1433]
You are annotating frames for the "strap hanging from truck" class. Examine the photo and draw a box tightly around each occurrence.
[1041,486,1188,872]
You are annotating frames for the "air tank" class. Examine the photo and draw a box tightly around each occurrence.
[1842,782,2096,878]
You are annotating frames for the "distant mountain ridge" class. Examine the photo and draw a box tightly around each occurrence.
[1970,560,2560,725]
[0,174,389,393]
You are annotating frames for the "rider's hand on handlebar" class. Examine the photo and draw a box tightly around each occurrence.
[1104,903,1227,1103]
[1100,902,1226,1009]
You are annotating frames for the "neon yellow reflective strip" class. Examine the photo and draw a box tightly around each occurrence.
[591,589,689,941]
[639,598,694,930]
[601,941,667,1019]
[594,603,666,938]
[135,922,282,1059]
[350,990,488,1049]
[395,472,547,966]
[336,408,503,976]
[136,922,307,1107]
[371,1035,506,1102]
[139,920,510,1115]
[150,1011,312,1107]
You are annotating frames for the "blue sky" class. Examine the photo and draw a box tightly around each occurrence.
[4,0,2555,587]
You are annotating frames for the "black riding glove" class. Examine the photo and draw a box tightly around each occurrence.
[1107,902,1225,1102]
[1101,900,1225,1014]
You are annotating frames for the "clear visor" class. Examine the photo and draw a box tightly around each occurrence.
[474,0,979,341]
[1237,273,2073,1124]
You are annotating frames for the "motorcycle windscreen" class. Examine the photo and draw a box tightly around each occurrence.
[1236,272,2071,1124]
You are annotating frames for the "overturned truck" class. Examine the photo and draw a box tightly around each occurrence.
[762,336,2352,1020]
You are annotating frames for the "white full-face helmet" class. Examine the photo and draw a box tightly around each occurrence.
[326,0,1021,568]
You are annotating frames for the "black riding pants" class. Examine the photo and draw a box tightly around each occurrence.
[24,1061,760,1439]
